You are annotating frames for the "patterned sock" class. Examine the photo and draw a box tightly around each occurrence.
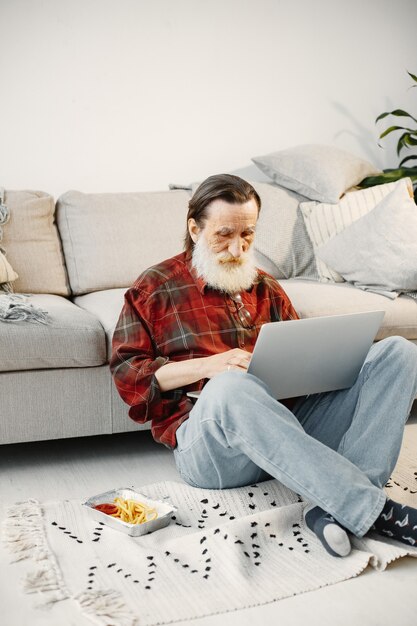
[371,498,417,547]
[304,505,351,557]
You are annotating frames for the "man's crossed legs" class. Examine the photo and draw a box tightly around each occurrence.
[173,336,417,556]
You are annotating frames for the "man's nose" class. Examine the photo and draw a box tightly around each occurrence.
[228,238,244,258]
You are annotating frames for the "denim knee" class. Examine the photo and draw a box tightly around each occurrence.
[203,370,271,406]
[375,336,417,369]
[198,371,274,430]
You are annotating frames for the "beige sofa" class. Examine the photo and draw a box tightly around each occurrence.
[0,182,416,445]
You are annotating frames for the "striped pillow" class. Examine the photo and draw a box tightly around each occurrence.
[300,178,413,283]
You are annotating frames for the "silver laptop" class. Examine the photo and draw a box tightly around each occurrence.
[187,310,385,400]
[247,310,385,399]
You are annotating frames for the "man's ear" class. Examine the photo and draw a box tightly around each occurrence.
[188,218,201,243]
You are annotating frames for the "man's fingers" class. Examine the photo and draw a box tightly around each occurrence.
[227,357,250,369]
[228,355,250,365]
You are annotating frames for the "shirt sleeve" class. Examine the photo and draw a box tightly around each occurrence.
[268,278,300,322]
[109,286,168,424]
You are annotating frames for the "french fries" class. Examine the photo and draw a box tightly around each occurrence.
[94,497,158,524]
[111,497,158,524]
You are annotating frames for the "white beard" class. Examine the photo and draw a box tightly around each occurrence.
[191,235,258,294]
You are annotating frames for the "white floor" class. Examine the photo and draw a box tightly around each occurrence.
[1,406,417,626]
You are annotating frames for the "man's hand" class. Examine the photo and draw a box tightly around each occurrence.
[203,348,252,379]
[154,348,252,392]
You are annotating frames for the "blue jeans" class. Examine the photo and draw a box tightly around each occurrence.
[173,336,417,537]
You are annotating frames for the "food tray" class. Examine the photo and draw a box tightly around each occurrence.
[82,487,177,537]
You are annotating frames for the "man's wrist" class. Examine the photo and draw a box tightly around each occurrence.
[192,356,209,381]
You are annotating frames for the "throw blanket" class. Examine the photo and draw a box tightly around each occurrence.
[0,293,50,324]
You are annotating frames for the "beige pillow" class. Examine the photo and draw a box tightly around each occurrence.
[0,194,18,287]
[1,190,70,295]
[0,249,18,285]
[56,189,190,295]
[300,178,413,283]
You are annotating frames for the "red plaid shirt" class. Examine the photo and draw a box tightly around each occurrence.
[110,251,299,449]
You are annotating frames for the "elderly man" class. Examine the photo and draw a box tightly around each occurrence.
[111,174,417,557]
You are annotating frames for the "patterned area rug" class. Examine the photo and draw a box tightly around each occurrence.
[3,456,417,626]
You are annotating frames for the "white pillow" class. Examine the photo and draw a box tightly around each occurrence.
[252,144,381,203]
[315,183,417,295]
[300,177,413,283]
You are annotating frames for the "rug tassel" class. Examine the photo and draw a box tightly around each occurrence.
[5,498,41,519]
[24,563,65,593]
[76,589,139,626]
[1,499,69,604]
[2,500,45,562]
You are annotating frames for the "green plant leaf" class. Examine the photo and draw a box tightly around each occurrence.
[358,167,417,188]
[396,132,416,155]
[374,70,417,174]
[397,137,405,156]
[375,112,391,123]
[379,125,408,139]
[376,110,417,124]
[390,109,416,118]
[383,166,417,177]
[399,155,417,166]
[377,109,417,124]
[405,135,417,146]
[397,133,417,152]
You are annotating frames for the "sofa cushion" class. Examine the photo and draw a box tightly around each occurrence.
[0,294,106,372]
[280,279,417,341]
[75,277,417,371]
[56,190,190,296]
[1,190,70,295]
[74,288,126,359]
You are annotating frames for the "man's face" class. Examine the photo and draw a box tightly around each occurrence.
[189,198,259,293]
[190,198,258,259]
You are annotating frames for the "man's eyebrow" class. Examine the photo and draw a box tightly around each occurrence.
[215,225,256,235]
[215,226,234,235]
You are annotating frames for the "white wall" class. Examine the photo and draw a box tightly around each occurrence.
[0,0,416,197]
